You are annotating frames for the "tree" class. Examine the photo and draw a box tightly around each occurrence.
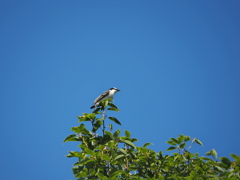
[64,100,240,179]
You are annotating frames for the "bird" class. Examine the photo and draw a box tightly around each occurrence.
[90,87,120,109]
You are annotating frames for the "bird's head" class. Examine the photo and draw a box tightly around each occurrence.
[110,87,120,92]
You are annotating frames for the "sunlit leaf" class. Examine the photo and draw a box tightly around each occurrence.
[104,131,113,139]
[125,130,131,138]
[167,146,177,151]
[113,129,121,138]
[79,124,85,131]
[109,124,113,131]
[108,117,121,125]
[63,134,82,142]
[108,108,119,112]
[206,149,218,160]
[89,169,95,176]
[184,136,191,142]
[79,124,91,135]
[166,140,176,146]
[108,103,119,110]
[194,139,203,146]
[131,138,138,142]
[85,149,95,156]
[75,158,94,166]
[179,143,186,149]
[78,113,96,122]
[122,140,136,149]
[119,148,127,155]
[92,108,101,114]
[230,154,240,165]
[77,115,87,122]
[92,120,102,132]
[114,154,125,160]
[220,157,231,168]
[177,134,185,144]
[66,151,84,158]
[110,170,126,178]
[143,143,153,148]
[71,126,81,134]
[106,140,115,148]
[63,134,78,142]
[170,138,179,144]
[214,165,223,172]
[102,154,111,161]
[96,172,105,179]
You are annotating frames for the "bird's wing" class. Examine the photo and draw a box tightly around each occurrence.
[94,90,109,104]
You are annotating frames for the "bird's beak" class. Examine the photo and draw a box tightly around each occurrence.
[117,89,120,91]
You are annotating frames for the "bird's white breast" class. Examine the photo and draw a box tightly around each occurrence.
[108,89,116,99]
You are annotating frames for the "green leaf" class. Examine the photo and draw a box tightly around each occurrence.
[131,138,138,142]
[108,103,118,109]
[214,165,224,172]
[102,154,111,161]
[166,140,176,146]
[95,145,105,151]
[104,131,113,139]
[194,139,203,146]
[125,130,131,138]
[75,171,87,178]
[114,154,125,160]
[170,138,179,144]
[206,149,218,160]
[177,134,185,144]
[85,149,96,156]
[108,108,120,112]
[179,143,186,149]
[89,169,95,176]
[184,136,191,142]
[79,123,85,132]
[71,126,81,134]
[108,103,119,112]
[158,151,163,159]
[92,108,101,114]
[110,170,126,178]
[230,154,240,165]
[119,148,127,155]
[106,140,115,148]
[77,115,88,122]
[220,157,231,168]
[92,120,102,132]
[108,117,121,125]
[78,113,96,122]
[75,158,94,166]
[113,129,120,138]
[66,151,84,158]
[167,146,177,151]
[96,172,105,179]
[143,143,153,148]
[86,113,96,120]
[79,124,91,135]
[109,124,113,131]
[122,140,136,149]
[102,176,108,180]
[63,134,78,142]
[98,99,112,109]
[182,154,187,161]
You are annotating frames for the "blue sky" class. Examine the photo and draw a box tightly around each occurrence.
[1,0,240,179]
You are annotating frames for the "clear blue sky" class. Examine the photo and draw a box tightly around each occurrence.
[1,1,240,179]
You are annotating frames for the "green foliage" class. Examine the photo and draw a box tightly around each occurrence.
[65,100,240,179]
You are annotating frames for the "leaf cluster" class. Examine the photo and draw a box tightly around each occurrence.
[64,101,240,179]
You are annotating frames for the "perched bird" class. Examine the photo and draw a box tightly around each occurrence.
[90,87,120,109]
